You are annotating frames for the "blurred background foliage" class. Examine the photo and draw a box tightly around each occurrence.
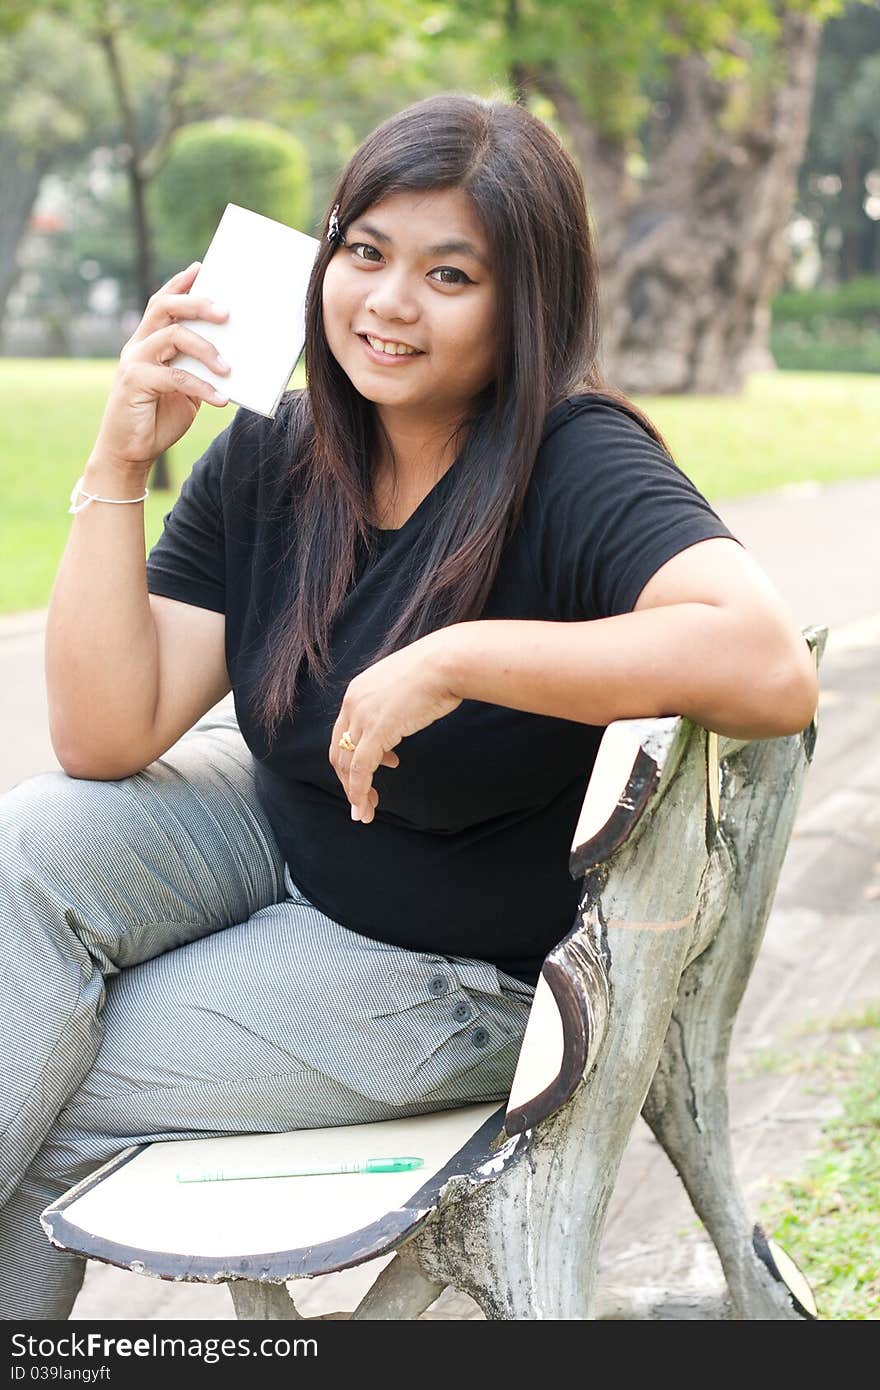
[0,0,877,379]
[151,120,311,267]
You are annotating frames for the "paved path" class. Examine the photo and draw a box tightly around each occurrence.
[2,474,879,1319]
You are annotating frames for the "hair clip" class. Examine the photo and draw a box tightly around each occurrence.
[327,203,346,246]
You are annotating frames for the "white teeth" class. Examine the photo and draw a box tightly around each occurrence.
[365,335,419,356]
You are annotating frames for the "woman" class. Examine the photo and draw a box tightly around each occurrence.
[0,92,817,1319]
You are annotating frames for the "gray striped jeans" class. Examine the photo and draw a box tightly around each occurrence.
[0,712,535,1320]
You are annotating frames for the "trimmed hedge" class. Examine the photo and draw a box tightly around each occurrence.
[152,119,311,271]
[770,275,880,371]
[772,275,880,326]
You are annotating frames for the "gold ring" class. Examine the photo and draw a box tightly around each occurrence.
[339,730,357,753]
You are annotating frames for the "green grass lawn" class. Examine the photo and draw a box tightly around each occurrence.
[1,361,878,613]
[744,1004,880,1320]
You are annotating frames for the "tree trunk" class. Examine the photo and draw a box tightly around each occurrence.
[96,24,170,490]
[840,148,872,281]
[0,134,51,349]
[517,12,823,394]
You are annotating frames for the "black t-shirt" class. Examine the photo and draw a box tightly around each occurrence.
[145,391,742,985]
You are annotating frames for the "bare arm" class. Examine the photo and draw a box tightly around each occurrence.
[435,540,818,740]
[45,453,231,779]
[45,261,233,780]
[45,451,161,776]
[330,538,820,824]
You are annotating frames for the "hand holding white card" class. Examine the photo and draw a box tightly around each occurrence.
[171,203,321,419]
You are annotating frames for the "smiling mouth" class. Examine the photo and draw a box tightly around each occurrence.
[357,333,425,361]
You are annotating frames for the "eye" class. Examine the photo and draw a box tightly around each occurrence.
[349,243,383,264]
[348,243,473,286]
[428,266,473,286]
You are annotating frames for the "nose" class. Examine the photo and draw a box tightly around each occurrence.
[363,266,420,324]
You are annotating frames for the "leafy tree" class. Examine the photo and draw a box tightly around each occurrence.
[443,0,845,391]
[209,0,846,390]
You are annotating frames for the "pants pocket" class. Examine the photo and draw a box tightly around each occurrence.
[363,960,529,1107]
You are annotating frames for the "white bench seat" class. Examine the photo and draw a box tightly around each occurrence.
[42,1102,507,1283]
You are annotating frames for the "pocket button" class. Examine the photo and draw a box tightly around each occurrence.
[471,1027,491,1049]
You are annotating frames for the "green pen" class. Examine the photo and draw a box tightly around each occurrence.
[175,1156,425,1183]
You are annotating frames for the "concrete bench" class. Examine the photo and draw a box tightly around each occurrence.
[42,624,826,1320]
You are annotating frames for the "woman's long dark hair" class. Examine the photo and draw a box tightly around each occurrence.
[251,91,671,749]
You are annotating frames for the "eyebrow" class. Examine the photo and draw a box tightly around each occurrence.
[347,221,490,271]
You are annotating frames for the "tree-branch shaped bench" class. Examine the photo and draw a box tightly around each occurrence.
[43,624,826,1320]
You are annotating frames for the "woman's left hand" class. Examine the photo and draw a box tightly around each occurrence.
[329,629,462,824]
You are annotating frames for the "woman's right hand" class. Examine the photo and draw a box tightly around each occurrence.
[90,262,232,470]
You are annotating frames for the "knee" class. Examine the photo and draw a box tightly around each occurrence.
[0,768,143,889]
[2,768,73,817]
[0,770,103,881]
[1,771,70,863]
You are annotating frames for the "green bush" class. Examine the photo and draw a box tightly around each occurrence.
[772,275,880,326]
[152,119,311,271]
[770,323,880,373]
[770,276,880,372]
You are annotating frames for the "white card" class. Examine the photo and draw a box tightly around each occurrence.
[171,203,321,419]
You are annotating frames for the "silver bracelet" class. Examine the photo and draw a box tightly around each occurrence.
[68,474,150,515]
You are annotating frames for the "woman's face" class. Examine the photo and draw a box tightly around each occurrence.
[321,187,498,424]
